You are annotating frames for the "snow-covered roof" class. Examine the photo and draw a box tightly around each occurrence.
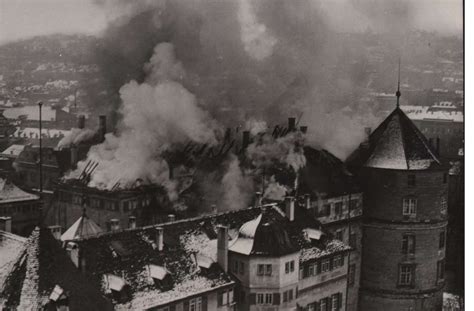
[13,127,71,139]
[0,231,27,294]
[0,178,39,204]
[0,144,26,158]
[148,264,169,280]
[401,105,463,123]
[349,107,442,171]
[60,212,103,241]
[3,106,57,121]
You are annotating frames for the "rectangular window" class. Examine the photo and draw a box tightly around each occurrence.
[336,230,343,241]
[439,231,446,249]
[265,264,272,276]
[331,294,340,311]
[333,255,343,268]
[257,293,264,304]
[222,291,228,305]
[288,289,293,301]
[285,262,289,274]
[440,197,448,215]
[348,264,356,286]
[189,297,202,311]
[229,289,234,304]
[257,264,265,276]
[309,263,315,276]
[408,174,416,186]
[349,199,358,210]
[320,298,327,311]
[290,260,295,272]
[335,202,343,215]
[402,198,417,216]
[283,291,288,302]
[401,234,416,255]
[321,259,330,272]
[399,264,414,286]
[239,261,244,274]
[437,260,445,280]
[265,293,273,304]
[321,204,330,216]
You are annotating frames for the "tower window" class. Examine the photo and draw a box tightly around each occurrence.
[398,264,414,286]
[408,174,416,186]
[401,234,416,254]
[439,231,446,249]
[402,198,417,216]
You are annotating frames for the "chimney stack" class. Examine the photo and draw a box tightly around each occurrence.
[109,219,120,231]
[128,216,136,229]
[99,115,107,142]
[70,145,78,168]
[0,216,12,232]
[304,194,311,210]
[285,196,295,221]
[167,214,176,222]
[77,115,85,129]
[288,117,296,131]
[217,225,229,272]
[254,192,263,208]
[155,227,164,251]
[299,126,308,134]
[242,131,250,149]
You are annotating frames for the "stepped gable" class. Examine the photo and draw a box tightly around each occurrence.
[348,107,442,170]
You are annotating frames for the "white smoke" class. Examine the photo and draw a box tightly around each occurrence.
[221,154,254,211]
[69,43,218,194]
[263,175,288,201]
[238,0,277,61]
[57,128,96,149]
[246,131,307,172]
[245,118,267,136]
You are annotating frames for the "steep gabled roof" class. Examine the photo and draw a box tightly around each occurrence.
[348,107,442,170]
[0,178,39,204]
[61,211,103,241]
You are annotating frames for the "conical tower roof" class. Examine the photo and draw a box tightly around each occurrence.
[348,107,442,170]
[60,211,103,241]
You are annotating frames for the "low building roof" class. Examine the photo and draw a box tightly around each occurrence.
[60,210,103,241]
[0,178,39,204]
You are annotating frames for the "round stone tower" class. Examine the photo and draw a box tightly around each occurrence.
[347,107,449,310]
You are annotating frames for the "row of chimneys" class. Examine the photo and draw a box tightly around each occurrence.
[254,192,312,220]
[106,214,176,232]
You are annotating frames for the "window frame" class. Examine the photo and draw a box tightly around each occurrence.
[398,264,415,286]
[401,234,416,255]
[439,231,446,249]
[402,198,417,216]
[257,264,265,276]
[321,259,330,273]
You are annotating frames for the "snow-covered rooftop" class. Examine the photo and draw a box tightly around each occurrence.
[401,105,463,123]
[0,178,39,204]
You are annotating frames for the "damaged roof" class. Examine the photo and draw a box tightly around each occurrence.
[0,178,40,204]
[347,107,443,170]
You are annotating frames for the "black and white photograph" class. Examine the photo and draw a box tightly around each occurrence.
[0,0,465,310]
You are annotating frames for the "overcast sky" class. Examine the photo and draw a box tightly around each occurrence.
[0,0,463,45]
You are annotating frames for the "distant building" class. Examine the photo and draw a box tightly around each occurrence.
[348,106,449,310]
[0,178,41,236]
[401,105,463,159]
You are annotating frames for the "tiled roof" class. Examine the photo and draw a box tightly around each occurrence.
[0,231,27,299]
[3,228,111,310]
[0,178,39,204]
[347,107,443,170]
[69,203,348,309]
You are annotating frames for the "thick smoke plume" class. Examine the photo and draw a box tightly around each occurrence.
[57,128,96,149]
[221,155,254,211]
[69,43,218,194]
[263,175,288,201]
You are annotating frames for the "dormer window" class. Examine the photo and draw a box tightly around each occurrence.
[103,274,129,302]
[148,265,173,290]
[49,284,68,309]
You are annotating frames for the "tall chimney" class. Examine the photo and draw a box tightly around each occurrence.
[77,115,85,129]
[0,216,12,232]
[242,131,250,149]
[217,225,229,272]
[128,216,136,229]
[110,219,120,231]
[155,227,164,251]
[299,126,308,134]
[99,115,107,142]
[255,192,262,208]
[70,145,78,168]
[288,117,296,131]
[167,214,176,222]
[304,194,311,210]
[436,137,441,155]
[285,196,295,221]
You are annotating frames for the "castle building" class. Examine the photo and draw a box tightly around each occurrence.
[347,104,449,310]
